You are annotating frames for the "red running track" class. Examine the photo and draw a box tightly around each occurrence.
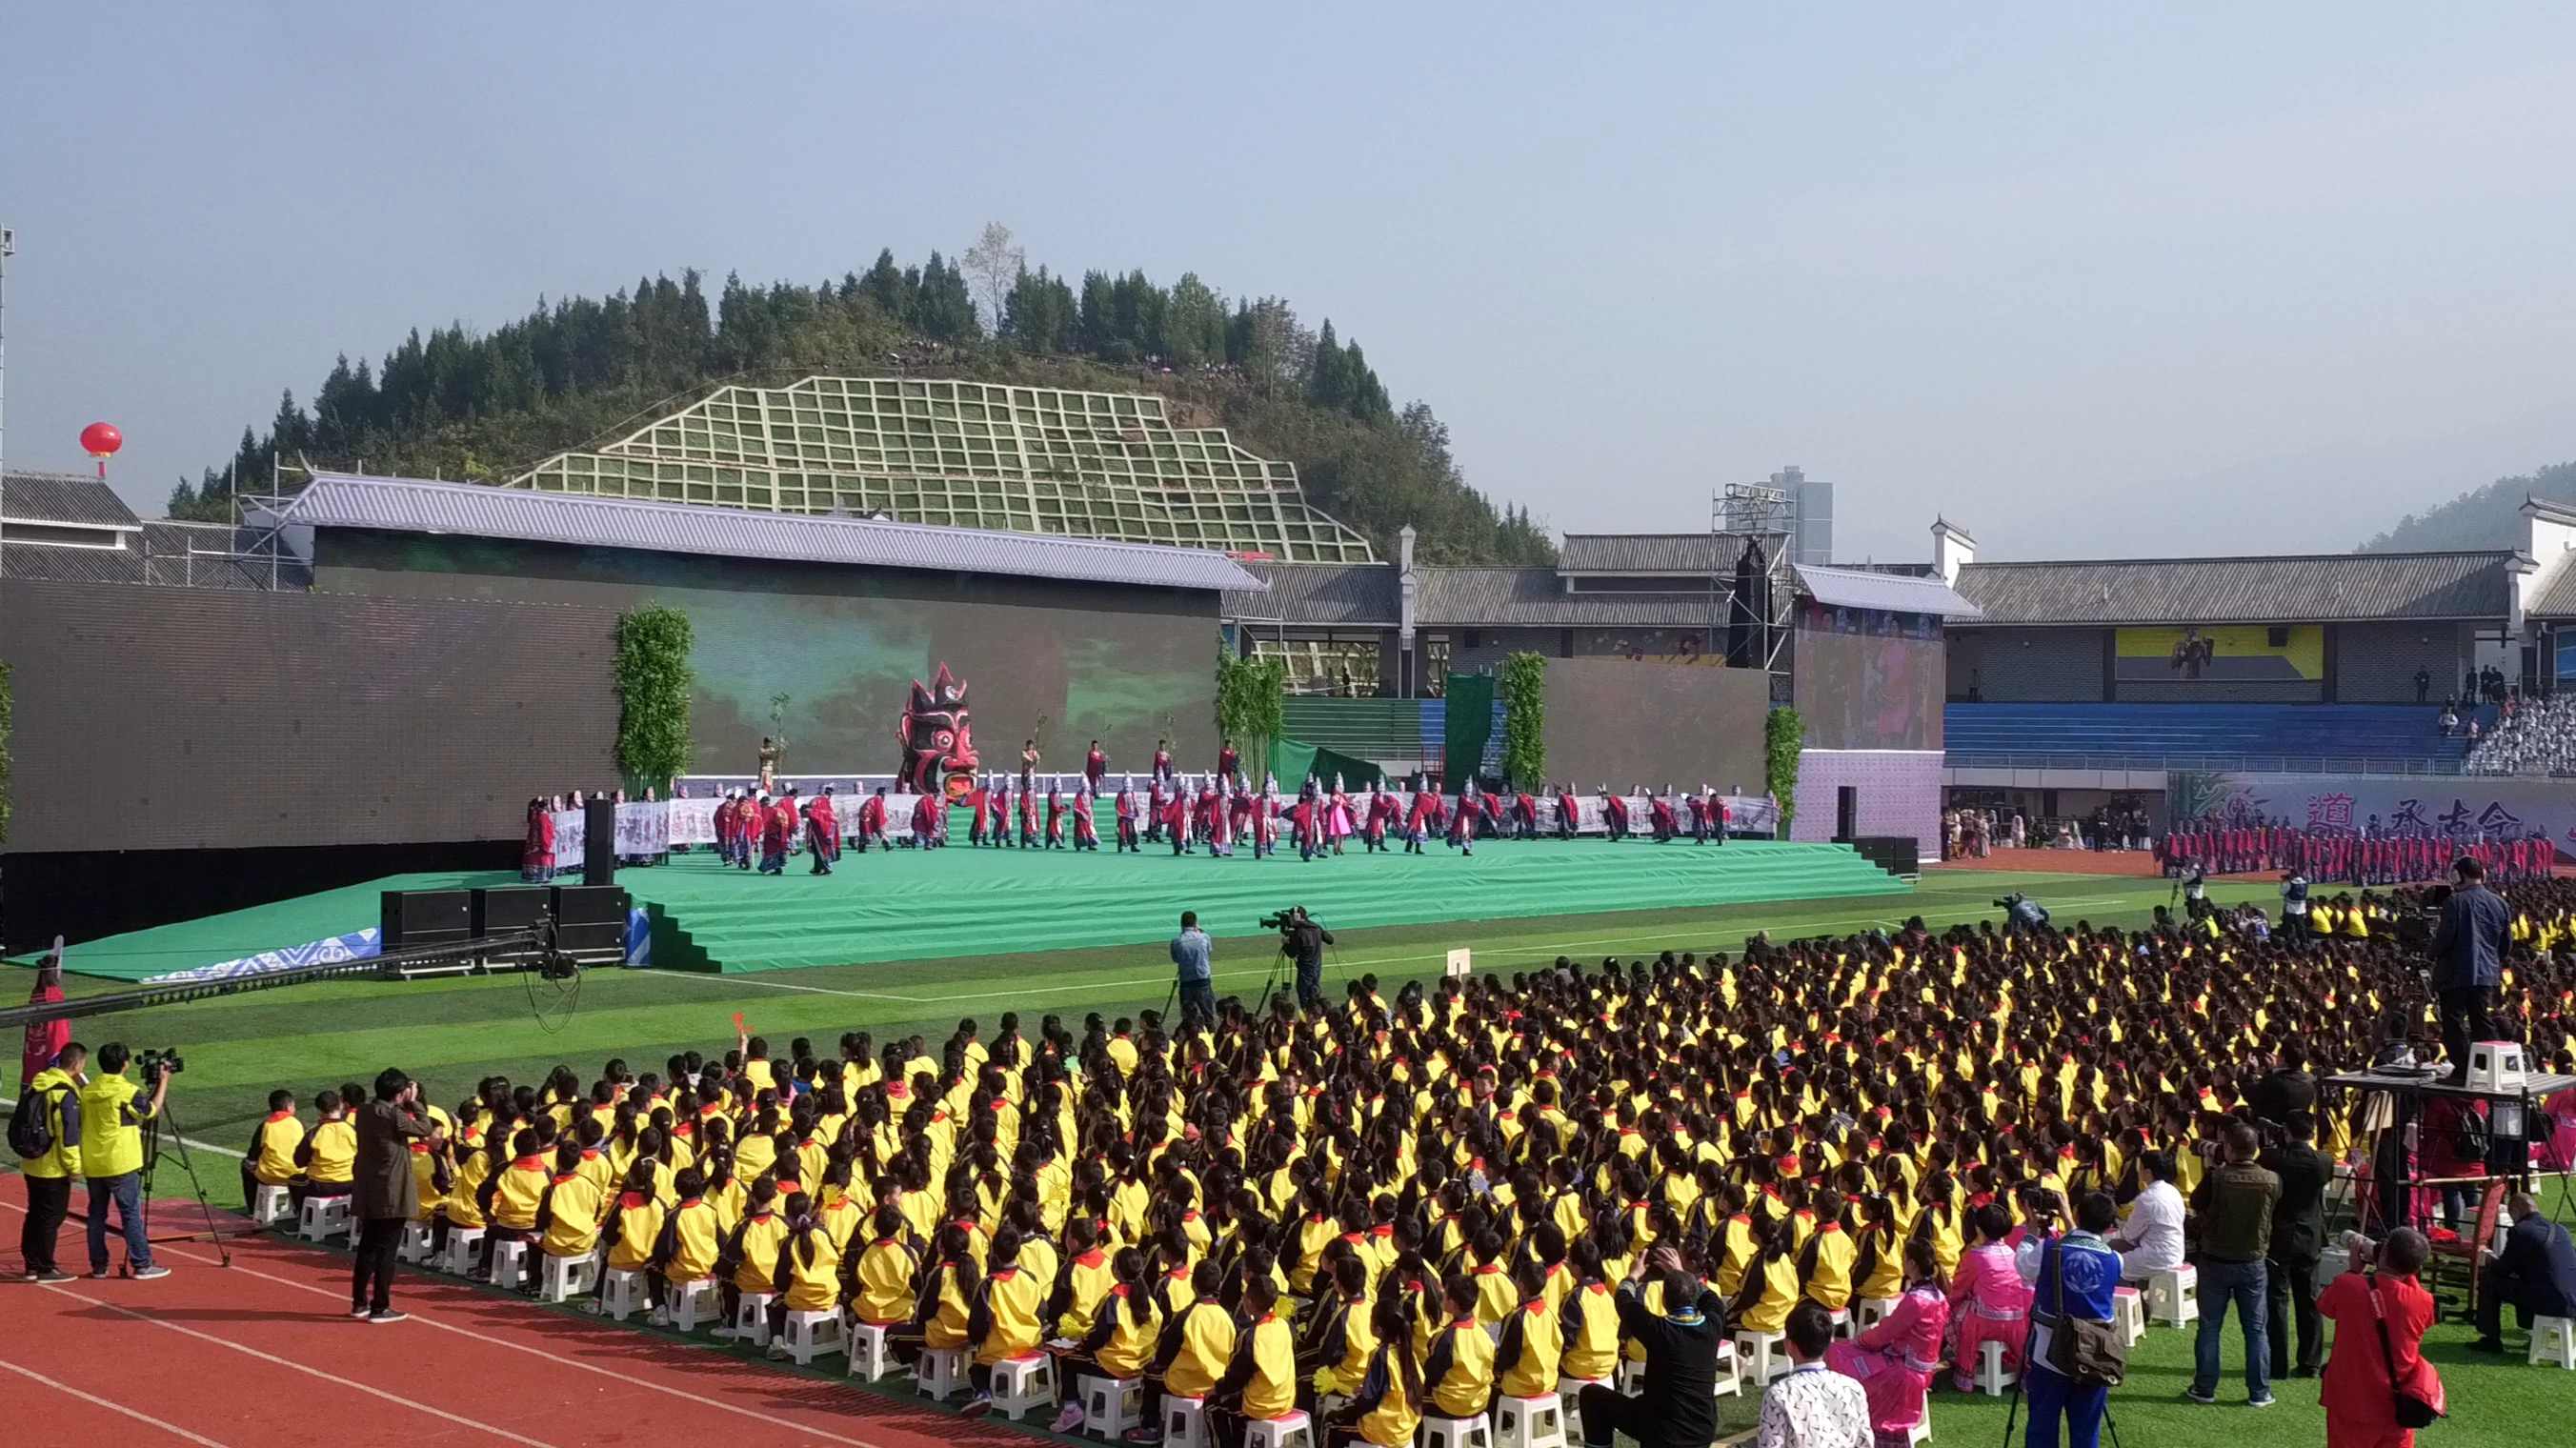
[3,1180,1044,1448]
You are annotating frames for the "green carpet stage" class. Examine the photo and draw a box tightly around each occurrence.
[33,840,1908,980]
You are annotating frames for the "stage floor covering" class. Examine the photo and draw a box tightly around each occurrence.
[34,839,1909,979]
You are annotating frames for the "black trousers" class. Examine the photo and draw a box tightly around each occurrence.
[1577,1384,1661,1448]
[2266,1252,2321,1375]
[2477,1265,2568,1339]
[2437,985,2499,1076]
[352,1217,405,1314]
[20,1174,72,1275]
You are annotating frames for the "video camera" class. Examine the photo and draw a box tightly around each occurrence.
[1258,907,1308,932]
[136,1047,185,1077]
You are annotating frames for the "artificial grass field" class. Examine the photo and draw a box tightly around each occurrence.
[9,864,2570,1445]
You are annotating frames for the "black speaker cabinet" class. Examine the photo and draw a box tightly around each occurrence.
[550,884,630,959]
[1835,785,1859,841]
[472,886,552,937]
[379,890,471,951]
[583,796,617,886]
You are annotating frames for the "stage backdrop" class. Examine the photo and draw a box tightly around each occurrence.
[313,531,1219,779]
[0,578,618,854]
[2169,770,2576,855]
[1538,655,1771,793]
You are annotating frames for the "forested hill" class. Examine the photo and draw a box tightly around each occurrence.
[2360,459,2576,553]
[171,243,1553,564]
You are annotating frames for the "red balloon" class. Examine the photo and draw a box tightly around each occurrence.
[80,421,124,458]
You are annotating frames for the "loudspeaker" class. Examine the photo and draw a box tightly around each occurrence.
[472,886,552,937]
[584,797,617,886]
[379,890,471,951]
[1848,835,1921,877]
[550,884,630,960]
[1835,786,1859,842]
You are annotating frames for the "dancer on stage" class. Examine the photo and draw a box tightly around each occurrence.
[1327,776,1355,855]
[522,798,556,882]
[758,793,793,874]
[1164,787,1192,855]
[1251,783,1278,858]
[969,781,995,846]
[1152,738,1174,784]
[1018,737,1039,788]
[1404,783,1433,855]
[910,789,942,849]
[1115,784,1139,853]
[805,788,837,874]
[1142,777,1164,846]
[1364,786,1395,852]
[855,786,890,853]
[1016,777,1039,848]
[1600,786,1630,842]
[1084,740,1107,793]
[1650,789,1679,843]
[1218,737,1240,787]
[1044,787,1067,849]
[1072,789,1099,851]
[1555,784,1580,840]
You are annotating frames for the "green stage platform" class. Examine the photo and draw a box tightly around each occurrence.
[32,840,1908,980]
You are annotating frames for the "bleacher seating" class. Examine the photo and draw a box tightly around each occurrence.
[1943,703,2477,770]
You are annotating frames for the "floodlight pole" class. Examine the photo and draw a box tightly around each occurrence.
[1,224,15,582]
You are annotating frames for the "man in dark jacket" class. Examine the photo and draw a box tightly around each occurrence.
[2472,1191,2576,1353]
[1578,1245,1730,1448]
[2260,1112,2332,1378]
[2429,855,2511,1083]
[351,1067,440,1323]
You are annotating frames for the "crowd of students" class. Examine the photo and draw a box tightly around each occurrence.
[2161,820,2558,887]
[245,880,2576,1448]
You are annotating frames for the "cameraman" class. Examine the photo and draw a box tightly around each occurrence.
[75,1042,171,1279]
[1281,906,1333,1013]
[2429,855,2509,1085]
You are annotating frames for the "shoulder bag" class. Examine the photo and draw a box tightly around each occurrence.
[2041,1238,2126,1389]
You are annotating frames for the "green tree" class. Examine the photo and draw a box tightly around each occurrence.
[1765,707,1804,831]
[1215,648,1287,777]
[1499,652,1548,788]
[615,605,696,786]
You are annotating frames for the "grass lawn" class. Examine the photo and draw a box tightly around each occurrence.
[7,864,2571,1443]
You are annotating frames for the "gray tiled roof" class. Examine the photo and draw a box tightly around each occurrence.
[281,473,1265,593]
[1417,567,1717,626]
[0,519,310,588]
[2526,559,2576,618]
[1794,564,1982,618]
[0,472,141,528]
[1954,552,2519,625]
[1225,563,1400,625]
[1559,533,1732,573]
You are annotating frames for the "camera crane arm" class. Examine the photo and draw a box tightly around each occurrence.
[0,927,551,1035]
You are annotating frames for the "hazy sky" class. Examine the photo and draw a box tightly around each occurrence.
[6,4,2575,562]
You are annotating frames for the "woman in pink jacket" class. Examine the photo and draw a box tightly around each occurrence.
[1945,1203,2032,1393]
[1827,1237,1950,1446]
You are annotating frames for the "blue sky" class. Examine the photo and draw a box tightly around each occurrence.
[5,3,2574,560]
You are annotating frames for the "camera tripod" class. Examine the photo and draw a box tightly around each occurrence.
[140,1097,233,1269]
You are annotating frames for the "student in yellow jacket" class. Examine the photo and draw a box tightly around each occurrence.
[760,1192,842,1357]
[597,1163,666,1307]
[17,1044,87,1282]
[533,1141,607,1271]
[650,1168,725,1328]
[1494,1260,1564,1400]
[1304,1253,1379,1398]
[1423,1274,1498,1422]
[717,1178,791,1337]
[1141,1260,1236,1434]
[241,1088,303,1212]
[1203,1276,1299,1448]
[1051,1247,1160,1435]
[1331,1295,1427,1448]
[851,1205,923,1326]
[958,1225,1047,1416]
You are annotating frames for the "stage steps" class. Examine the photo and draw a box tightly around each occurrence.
[631,840,1910,973]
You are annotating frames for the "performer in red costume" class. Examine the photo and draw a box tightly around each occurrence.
[1073,789,1099,851]
[804,788,837,874]
[1115,785,1138,853]
[1084,740,1107,793]
[856,786,890,853]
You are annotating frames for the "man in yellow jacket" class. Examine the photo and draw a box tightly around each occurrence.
[76,1042,171,1279]
[18,1042,86,1282]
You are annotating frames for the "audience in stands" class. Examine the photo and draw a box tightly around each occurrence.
[2465,691,2576,774]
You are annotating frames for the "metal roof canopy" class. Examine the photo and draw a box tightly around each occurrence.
[1952,551,2519,626]
[282,473,1268,593]
[1793,563,1982,619]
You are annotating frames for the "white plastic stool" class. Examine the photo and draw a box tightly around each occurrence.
[1555,1376,1608,1441]
[1161,1394,1208,1448]
[1614,1358,1645,1395]
[297,1194,351,1241]
[1493,1394,1564,1448]
[1711,1337,1741,1398]
[1079,1374,1143,1439]
[1422,1416,1492,1448]
[1977,1338,2017,1397]
[1904,1410,1932,1444]
[1854,1297,1900,1330]
[670,1277,721,1333]
[917,1345,970,1402]
[488,1238,531,1291]
[778,1308,845,1365]
[847,1320,895,1381]
[538,1250,598,1303]
[251,1184,292,1226]
[720,1291,775,1346]
[1734,1329,1789,1384]
[2533,1317,2576,1369]
[1826,1306,1853,1339]
[442,1226,486,1276]
[2146,1264,2198,1328]
[1244,1411,1315,1448]
[2112,1287,2145,1347]
[600,1267,646,1321]
[397,1221,433,1263]
[991,1353,1056,1419]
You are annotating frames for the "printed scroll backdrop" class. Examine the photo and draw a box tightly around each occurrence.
[2171,771,2576,855]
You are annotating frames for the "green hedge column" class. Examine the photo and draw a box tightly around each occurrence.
[1499,652,1547,790]
[616,604,696,790]
[1765,706,1803,835]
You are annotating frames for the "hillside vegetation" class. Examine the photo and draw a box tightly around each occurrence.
[171,235,1553,564]
[2361,458,2576,552]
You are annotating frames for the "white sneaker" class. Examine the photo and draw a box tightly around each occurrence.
[649,1308,673,1328]
[1053,1403,1086,1434]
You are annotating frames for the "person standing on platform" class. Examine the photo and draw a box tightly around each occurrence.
[1085,740,1107,793]
[2430,855,2510,1084]
[1152,737,1174,785]
[1019,737,1040,791]
[1218,737,1240,787]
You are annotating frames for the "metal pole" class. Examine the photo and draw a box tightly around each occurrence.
[1,225,16,584]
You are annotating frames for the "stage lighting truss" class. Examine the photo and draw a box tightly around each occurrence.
[507,376,1378,563]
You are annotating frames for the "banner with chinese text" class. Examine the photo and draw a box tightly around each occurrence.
[2168,770,2576,855]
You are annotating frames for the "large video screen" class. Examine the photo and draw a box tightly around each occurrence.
[2116,625,2321,687]
[1793,604,1943,750]
[1541,656,1770,792]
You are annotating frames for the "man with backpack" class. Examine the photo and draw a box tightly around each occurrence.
[13,1040,85,1282]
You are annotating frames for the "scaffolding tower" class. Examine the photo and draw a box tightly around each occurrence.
[1712,482,1797,699]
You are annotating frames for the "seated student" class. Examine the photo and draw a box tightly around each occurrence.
[1728,1217,1801,1338]
[716,1177,791,1337]
[851,1204,924,1328]
[1203,1276,1299,1448]
[760,1191,843,1358]
[243,1090,305,1214]
[1322,1295,1426,1448]
[1423,1274,1497,1426]
[1947,1202,2032,1394]
[1050,1247,1159,1436]
[474,1128,551,1278]
[648,1167,722,1327]
[1796,1189,1857,1313]
[1826,1237,1950,1445]
[293,1089,358,1208]
[960,1225,1047,1416]
[595,1162,666,1314]
[531,1140,606,1290]
[1493,1259,1563,1402]
[1557,1240,1623,1386]
[1300,1252,1379,1409]
[1137,1259,1236,1442]
[1046,1217,1117,1347]
[891,1220,978,1370]
[1468,1229,1518,1327]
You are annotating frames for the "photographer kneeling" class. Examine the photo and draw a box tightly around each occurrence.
[76,1042,172,1280]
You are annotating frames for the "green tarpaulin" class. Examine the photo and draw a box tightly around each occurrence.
[1443,674,1496,787]
[1268,738,1384,792]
